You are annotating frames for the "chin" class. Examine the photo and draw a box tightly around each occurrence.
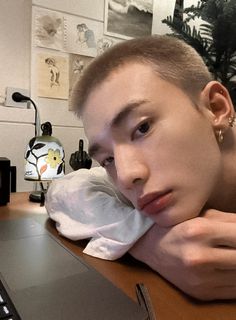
[151,211,199,228]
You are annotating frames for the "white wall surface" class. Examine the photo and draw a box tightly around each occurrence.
[0,0,31,100]
[0,0,88,191]
[0,0,177,192]
[32,0,104,21]
[0,0,32,191]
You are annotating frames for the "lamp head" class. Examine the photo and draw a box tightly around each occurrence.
[24,122,65,181]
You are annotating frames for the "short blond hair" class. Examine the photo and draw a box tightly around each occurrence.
[71,35,212,116]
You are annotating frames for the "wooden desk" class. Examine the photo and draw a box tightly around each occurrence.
[1,193,236,320]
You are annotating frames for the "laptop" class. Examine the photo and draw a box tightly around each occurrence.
[0,216,148,320]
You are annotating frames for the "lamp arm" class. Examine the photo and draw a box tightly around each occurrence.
[11,92,41,137]
[29,98,40,136]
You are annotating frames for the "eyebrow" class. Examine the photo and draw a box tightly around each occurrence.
[88,99,148,158]
[111,99,148,128]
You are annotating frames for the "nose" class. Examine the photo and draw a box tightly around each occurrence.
[114,146,149,190]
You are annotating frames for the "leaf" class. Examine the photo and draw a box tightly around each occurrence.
[33,143,46,150]
[40,164,47,175]
[25,150,31,159]
[29,137,36,149]
[57,163,64,175]
[162,0,236,107]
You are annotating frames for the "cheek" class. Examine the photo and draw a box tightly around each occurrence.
[108,170,136,205]
[147,122,220,187]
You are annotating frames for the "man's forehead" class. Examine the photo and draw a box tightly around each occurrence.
[82,63,157,122]
[81,61,168,154]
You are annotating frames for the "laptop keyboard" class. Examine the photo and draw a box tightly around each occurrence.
[0,280,21,319]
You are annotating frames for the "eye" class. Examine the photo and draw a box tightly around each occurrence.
[132,120,151,139]
[101,156,114,168]
[138,121,150,133]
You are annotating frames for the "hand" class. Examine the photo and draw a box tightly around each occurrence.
[69,139,92,170]
[129,209,236,301]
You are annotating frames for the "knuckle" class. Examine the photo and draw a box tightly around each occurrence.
[181,241,211,270]
[181,218,209,241]
[182,249,206,269]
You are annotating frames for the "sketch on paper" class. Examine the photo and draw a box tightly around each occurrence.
[64,15,104,57]
[76,23,96,49]
[104,0,153,39]
[44,57,61,87]
[37,53,69,100]
[34,8,64,50]
[68,54,93,110]
[96,36,119,55]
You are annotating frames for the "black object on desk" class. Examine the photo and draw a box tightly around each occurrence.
[0,157,16,206]
[70,139,92,170]
[0,217,148,320]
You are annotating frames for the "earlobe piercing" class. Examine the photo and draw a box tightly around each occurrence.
[228,115,236,127]
[217,129,224,143]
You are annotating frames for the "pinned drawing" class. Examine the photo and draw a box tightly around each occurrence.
[44,57,60,87]
[96,37,118,55]
[76,23,96,49]
[37,53,69,100]
[68,54,93,110]
[64,15,104,57]
[34,8,64,50]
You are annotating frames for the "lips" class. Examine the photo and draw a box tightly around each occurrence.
[137,191,172,216]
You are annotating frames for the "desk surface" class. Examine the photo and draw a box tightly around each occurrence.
[1,193,236,320]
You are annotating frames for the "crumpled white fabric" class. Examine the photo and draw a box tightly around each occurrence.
[45,167,154,260]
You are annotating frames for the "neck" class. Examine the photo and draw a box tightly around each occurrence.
[207,130,236,212]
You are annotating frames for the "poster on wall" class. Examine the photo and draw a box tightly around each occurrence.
[37,53,69,99]
[104,0,153,39]
[68,54,93,110]
[34,8,64,50]
[64,15,104,57]
[33,7,107,57]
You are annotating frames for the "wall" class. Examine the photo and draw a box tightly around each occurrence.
[0,0,33,191]
[0,0,177,192]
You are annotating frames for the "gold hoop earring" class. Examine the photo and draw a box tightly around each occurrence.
[218,129,224,143]
[229,115,236,127]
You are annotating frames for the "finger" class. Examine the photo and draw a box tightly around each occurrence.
[204,209,236,223]
[209,221,236,247]
[204,269,236,300]
[74,151,80,161]
[79,139,84,157]
[206,247,236,269]
[83,150,88,161]
[204,284,236,300]
[207,269,236,286]
[69,153,75,164]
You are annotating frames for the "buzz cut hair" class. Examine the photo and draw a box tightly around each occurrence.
[71,35,213,116]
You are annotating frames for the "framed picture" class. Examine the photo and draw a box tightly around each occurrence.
[104,0,153,40]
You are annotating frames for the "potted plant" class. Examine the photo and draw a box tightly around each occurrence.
[162,0,236,108]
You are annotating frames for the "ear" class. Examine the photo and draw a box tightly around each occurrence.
[201,81,235,130]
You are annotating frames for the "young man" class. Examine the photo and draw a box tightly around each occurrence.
[71,35,236,300]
